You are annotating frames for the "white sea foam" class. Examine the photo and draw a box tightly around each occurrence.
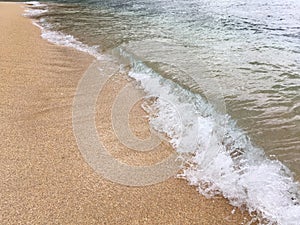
[23,8,47,17]
[116,48,300,225]
[40,30,103,60]
[23,1,48,17]
[25,1,47,7]
[23,2,103,60]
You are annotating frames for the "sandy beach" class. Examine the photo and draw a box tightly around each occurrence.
[0,2,251,224]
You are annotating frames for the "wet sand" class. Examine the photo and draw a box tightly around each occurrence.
[0,2,251,224]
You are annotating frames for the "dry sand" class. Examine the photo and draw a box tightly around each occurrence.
[0,2,251,224]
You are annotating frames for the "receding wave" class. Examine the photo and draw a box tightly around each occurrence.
[24,1,102,60]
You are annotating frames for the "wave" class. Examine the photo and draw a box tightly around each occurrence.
[114,48,300,225]
[23,1,48,17]
[24,2,103,60]
[40,29,102,60]
[23,2,300,224]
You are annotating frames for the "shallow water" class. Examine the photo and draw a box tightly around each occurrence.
[30,0,300,177]
[25,0,300,224]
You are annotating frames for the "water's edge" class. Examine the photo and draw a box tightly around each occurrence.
[24,2,300,225]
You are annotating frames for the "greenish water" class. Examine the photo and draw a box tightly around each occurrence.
[25,1,300,224]
[32,0,300,177]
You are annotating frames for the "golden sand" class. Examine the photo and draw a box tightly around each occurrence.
[0,2,251,224]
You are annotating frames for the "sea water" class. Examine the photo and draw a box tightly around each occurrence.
[24,1,300,224]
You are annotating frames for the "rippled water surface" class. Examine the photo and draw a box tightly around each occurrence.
[35,0,300,178]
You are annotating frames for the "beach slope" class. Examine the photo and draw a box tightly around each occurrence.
[0,2,249,224]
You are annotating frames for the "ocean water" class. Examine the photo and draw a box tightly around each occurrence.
[24,1,300,224]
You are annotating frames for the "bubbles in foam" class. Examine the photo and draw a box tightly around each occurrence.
[117,48,300,225]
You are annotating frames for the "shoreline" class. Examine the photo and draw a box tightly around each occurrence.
[0,2,251,224]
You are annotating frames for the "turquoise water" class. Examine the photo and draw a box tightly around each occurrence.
[25,1,300,224]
